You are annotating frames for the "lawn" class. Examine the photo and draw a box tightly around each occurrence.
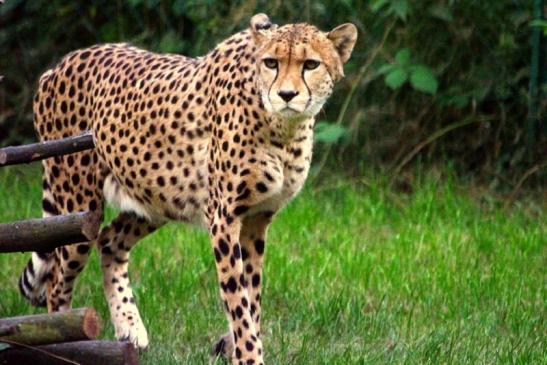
[0,165,545,364]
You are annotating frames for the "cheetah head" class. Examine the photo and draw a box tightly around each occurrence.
[251,14,357,120]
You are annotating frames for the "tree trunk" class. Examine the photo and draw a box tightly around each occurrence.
[0,133,94,166]
[0,340,138,365]
[0,211,101,253]
[0,308,101,345]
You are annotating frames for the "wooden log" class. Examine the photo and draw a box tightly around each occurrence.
[0,308,101,346]
[0,211,100,253]
[0,133,94,166]
[0,340,138,365]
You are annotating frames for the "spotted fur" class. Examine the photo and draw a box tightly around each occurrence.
[19,14,357,364]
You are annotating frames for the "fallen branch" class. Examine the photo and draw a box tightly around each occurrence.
[0,340,138,365]
[0,133,94,166]
[0,308,101,346]
[0,211,100,253]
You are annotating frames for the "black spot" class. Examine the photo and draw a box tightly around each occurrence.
[236,181,247,194]
[225,276,237,293]
[42,199,59,215]
[233,243,241,259]
[214,248,222,262]
[80,51,91,60]
[71,174,80,185]
[218,239,230,255]
[256,182,268,193]
[236,188,251,201]
[61,247,69,260]
[233,205,249,216]
[77,244,90,255]
[254,239,265,255]
[245,341,254,351]
[81,154,90,166]
[252,273,260,287]
[235,305,243,318]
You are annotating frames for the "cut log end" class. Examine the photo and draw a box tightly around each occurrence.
[81,212,101,241]
[82,307,102,340]
[0,325,19,337]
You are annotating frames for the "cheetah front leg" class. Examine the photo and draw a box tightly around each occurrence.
[212,213,271,360]
[97,212,161,349]
[209,204,264,365]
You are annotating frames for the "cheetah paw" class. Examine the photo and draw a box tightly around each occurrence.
[116,321,149,350]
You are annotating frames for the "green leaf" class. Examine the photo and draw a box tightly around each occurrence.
[127,0,143,7]
[378,63,396,75]
[530,19,547,36]
[314,123,349,144]
[385,68,408,90]
[158,31,184,53]
[391,0,409,20]
[442,94,469,109]
[410,65,438,94]
[98,23,118,42]
[429,4,454,22]
[530,19,547,27]
[371,0,389,12]
[395,48,411,65]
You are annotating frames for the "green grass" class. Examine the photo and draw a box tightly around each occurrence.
[0,165,545,364]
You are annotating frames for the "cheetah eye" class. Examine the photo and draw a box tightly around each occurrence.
[263,58,278,69]
[303,60,320,70]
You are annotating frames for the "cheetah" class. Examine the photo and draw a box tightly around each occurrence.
[18,14,357,364]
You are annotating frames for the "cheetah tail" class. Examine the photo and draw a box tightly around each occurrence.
[18,252,54,307]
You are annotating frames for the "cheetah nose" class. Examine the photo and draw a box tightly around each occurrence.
[278,90,299,103]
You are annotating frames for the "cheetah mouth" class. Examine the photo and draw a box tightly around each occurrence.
[278,106,305,117]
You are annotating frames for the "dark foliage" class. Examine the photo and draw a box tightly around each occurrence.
[0,0,544,187]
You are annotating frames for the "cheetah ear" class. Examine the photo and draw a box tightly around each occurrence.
[327,23,358,64]
[250,13,277,47]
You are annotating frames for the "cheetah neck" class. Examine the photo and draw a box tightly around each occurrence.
[267,114,314,146]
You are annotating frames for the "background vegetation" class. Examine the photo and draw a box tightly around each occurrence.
[0,0,545,190]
